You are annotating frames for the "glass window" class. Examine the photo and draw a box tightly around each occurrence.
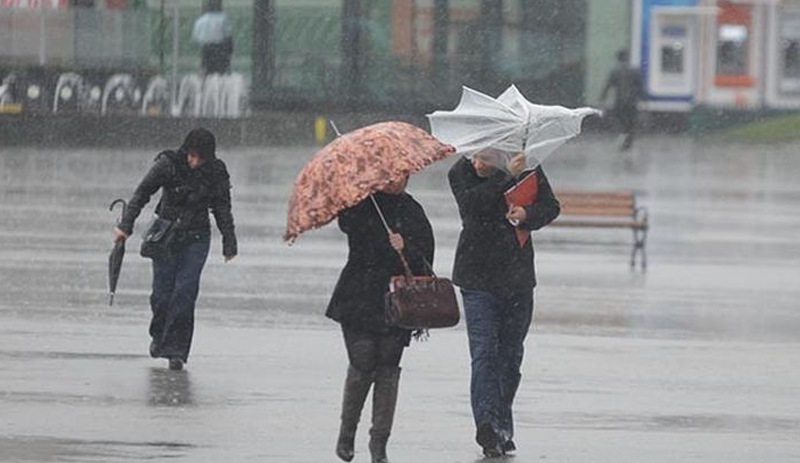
[661,43,684,74]
[783,39,800,79]
[661,26,686,74]
[716,24,748,75]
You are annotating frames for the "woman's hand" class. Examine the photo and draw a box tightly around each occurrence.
[506,206,527,225]
[113,226,128,243]
[388,232,405,252]
[506,153,527,177]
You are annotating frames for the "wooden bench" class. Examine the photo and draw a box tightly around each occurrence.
[551,190,649,269]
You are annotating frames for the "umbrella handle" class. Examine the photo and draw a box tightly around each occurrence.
[329,120,341,137]
[109,198,127,223]
[369,195,414,278]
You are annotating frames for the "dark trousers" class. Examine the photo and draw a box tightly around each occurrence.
[202,40,233,75]
[614,104,638,148]
[461,289,534,443]
[149,233,210,362]
[342,326,406,373]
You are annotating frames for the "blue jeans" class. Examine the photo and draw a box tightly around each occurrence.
[461,289,534,444]
[149,233,210,362]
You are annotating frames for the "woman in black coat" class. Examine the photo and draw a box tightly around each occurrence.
[327,176,434,463]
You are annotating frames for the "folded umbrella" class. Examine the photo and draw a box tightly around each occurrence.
[284,121,455,243]
[108,198,127,306]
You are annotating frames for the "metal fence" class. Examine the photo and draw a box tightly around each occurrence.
[1,0,588,113]
[0,7,150,68]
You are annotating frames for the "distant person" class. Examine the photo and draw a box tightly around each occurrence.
[327,178,434,463]
[0,72,20,106]
[448,150,560,457]
[192,0,234,75]
[600,49,643,150]
[112,128,237,371]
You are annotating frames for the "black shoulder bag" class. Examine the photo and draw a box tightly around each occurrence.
[140,217,176,259]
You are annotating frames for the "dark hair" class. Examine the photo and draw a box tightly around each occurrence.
[182,127,216,161]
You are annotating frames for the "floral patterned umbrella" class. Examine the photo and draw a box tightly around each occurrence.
[284,121,455,243]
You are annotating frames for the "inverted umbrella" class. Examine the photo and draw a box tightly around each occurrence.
[427,85,601,172]
[108,198,127,306]
[284,121,455,243]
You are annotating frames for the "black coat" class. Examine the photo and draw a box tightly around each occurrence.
[119,149,237,257]
[326,192,435,334]
[601,64,643,109]
[448,157,560,296]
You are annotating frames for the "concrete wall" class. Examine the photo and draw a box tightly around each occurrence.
[0,112,430,148]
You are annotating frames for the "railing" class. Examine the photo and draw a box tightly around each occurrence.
[0,7,150,68]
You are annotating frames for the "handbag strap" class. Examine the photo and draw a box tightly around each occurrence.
[369,195,435,279]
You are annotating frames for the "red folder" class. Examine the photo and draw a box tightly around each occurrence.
[504,171,539,247]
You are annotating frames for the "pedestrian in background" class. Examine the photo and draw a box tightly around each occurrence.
[327,178,435,463]
[192,0,234,75]
[448,150,560,457]
[600,49,643,151]
[112,128,237,371]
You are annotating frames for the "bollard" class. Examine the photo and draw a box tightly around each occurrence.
[314,116,327,145]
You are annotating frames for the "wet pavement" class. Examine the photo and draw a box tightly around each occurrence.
[1,135,799,462]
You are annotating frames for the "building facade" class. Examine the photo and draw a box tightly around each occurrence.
[632,0,800,111]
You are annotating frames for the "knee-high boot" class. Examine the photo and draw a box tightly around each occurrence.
[369,366,401,463]
[336,365,374,462]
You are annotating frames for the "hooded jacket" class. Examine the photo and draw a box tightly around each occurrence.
[119,149,237,257]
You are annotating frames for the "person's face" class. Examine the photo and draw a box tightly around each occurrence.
[186,151,205,169]
[383,175,408,194]
[472,148,506,177]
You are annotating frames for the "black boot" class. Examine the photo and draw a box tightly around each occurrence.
[336,365,373,462]
[369,366,400,463]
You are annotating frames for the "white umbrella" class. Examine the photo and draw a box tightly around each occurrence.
[427,85,601,172]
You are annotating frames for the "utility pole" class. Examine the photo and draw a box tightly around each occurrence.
[251,0,275,109]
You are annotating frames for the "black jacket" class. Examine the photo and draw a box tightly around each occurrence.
[448,157,560,296]
[119,149,237,257]
[326,192,434,334]
[601,64,643,109]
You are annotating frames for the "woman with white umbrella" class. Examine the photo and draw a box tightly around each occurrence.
[429,85,598,457]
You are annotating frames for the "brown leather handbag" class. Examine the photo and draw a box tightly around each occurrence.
[368,194,460,330]
[384,252,460,330]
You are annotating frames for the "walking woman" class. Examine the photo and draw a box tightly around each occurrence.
[327,176,434,463]
[112,128,237,370]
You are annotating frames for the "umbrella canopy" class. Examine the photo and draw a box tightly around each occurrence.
[108,198,127,306]
[427,85,601,172]
[284,121,455,243]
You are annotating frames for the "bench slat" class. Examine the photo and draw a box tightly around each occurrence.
[559,206,636,217]
[560,199,635,208]
[558,191,634,201]
[552,219,647,229]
